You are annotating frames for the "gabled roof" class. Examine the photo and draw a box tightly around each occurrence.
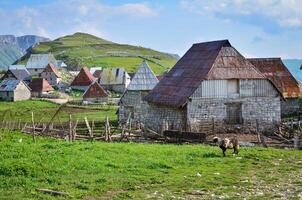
[28,78,54,92]
[83,81,108,98]
[70,67,96,86]
[43,63,60,78]
[248,58,300,98]
[145,40,265,107]
[127,61,159,91]
[1,69,31,81]
[26,53,57,69]
[0,80,24,91]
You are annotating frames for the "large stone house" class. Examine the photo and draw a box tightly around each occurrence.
[0,68,32,84]
[41,63,61,86]
[83,81,108,103]
[98,68,131,93]
[0,80,31,101]
[119,61,159,123]
[70,67,96,91]
[144,40,282,134]
[248,58,300,116]
[26,53,57,75]
[28,78,54,97]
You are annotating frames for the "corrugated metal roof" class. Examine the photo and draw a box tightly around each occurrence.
[83,81,108,98]
[0,80,22,91]
[145,40,266,108]
[248,58,300,98]
[26,53,57,69]
[127,61,159,91]
[43,63,61,78]
[70,67,96,86]
[100,68,130,85]
[28,78,54,92]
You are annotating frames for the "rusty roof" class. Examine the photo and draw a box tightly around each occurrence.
[70,67,96,87]
[83,81,108,98]
[43,63,61,78]
[145,40,265,107]
[28,78,54,92]
[248,58,300,98]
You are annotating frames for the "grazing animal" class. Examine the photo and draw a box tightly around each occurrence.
[213,137,239,157]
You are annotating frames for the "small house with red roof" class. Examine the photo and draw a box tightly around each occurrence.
[28,78,54,97]
[70,67,96,91]
[83,81,108,103]
[41,63,61,86]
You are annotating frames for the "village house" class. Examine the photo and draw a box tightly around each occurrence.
[247,58,300,116]
[28,78,54,97]
[144,40,283,134]
[41,63,61,86]
[0,68,32,84]
[0,80,31,101]
[98,68,131,93]
[26,53,57,75]
[70,67,96,91]
[83,81,108,104]
[119,61,159,123]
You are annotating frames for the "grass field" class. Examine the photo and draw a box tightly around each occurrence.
[0,131,301,199]
[0,100,118,123]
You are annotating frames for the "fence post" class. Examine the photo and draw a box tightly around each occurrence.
[69,114,72,142]
[31,112,36,143]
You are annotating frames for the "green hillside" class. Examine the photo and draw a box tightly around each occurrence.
[20,32,178,74]
[0,44,23,70]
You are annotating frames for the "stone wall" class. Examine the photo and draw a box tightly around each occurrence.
[187,96,281,134]
[13,82,31,101]
[281,98,299,116]
[41,71,60,86]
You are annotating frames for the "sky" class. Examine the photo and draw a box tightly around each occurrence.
[0,0,302,58]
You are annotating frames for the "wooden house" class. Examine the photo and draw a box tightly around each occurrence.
[28,78,54,97]
[119,61,159,123]
[41,63,61,86]
[0,68,32,84]
[70,67,96,91]
[144,40,282,134]
[26,53,57,75]
[83,81,108,103]
[248,58,300,116]
[98,68,131,93]
[0,80,31,101]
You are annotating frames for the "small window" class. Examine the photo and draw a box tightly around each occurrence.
[226,103,242,124]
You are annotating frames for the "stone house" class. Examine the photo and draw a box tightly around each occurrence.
[41,63,61,86]
[144,40,282,134]
[70,67,96,91]
[0,68,32,84]
[248,58,300,116]
[0,80,31,101]
[119,61,159,123]
[26,53,57,75]
[28,78,54,97]
[98,68,131,93]
[83,81,108,103]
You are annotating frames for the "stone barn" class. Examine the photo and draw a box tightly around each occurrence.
[83,81,108,103]
[28,78,54,97]
[0,80,31,101]
[144,40,282,134]
[248,58,300,116]
[70,67,96,91]
[41,63,61,86]
[98,68,131,93]
[119,61,159,123]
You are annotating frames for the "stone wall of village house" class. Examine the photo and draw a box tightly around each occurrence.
[13,82,31,101]
[0,91,14,101]
[41,72,60,86]
[119,91,150,125]
[83,97,108,104]
[281,98,299,116]
[28,68,44,76]
[187,79,281,134]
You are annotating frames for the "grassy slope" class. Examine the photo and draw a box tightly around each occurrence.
[20,32,178,74]
[0,131,301,199]
[0,100,117,123]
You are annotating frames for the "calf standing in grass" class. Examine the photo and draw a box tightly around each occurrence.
[213,137,239,157]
